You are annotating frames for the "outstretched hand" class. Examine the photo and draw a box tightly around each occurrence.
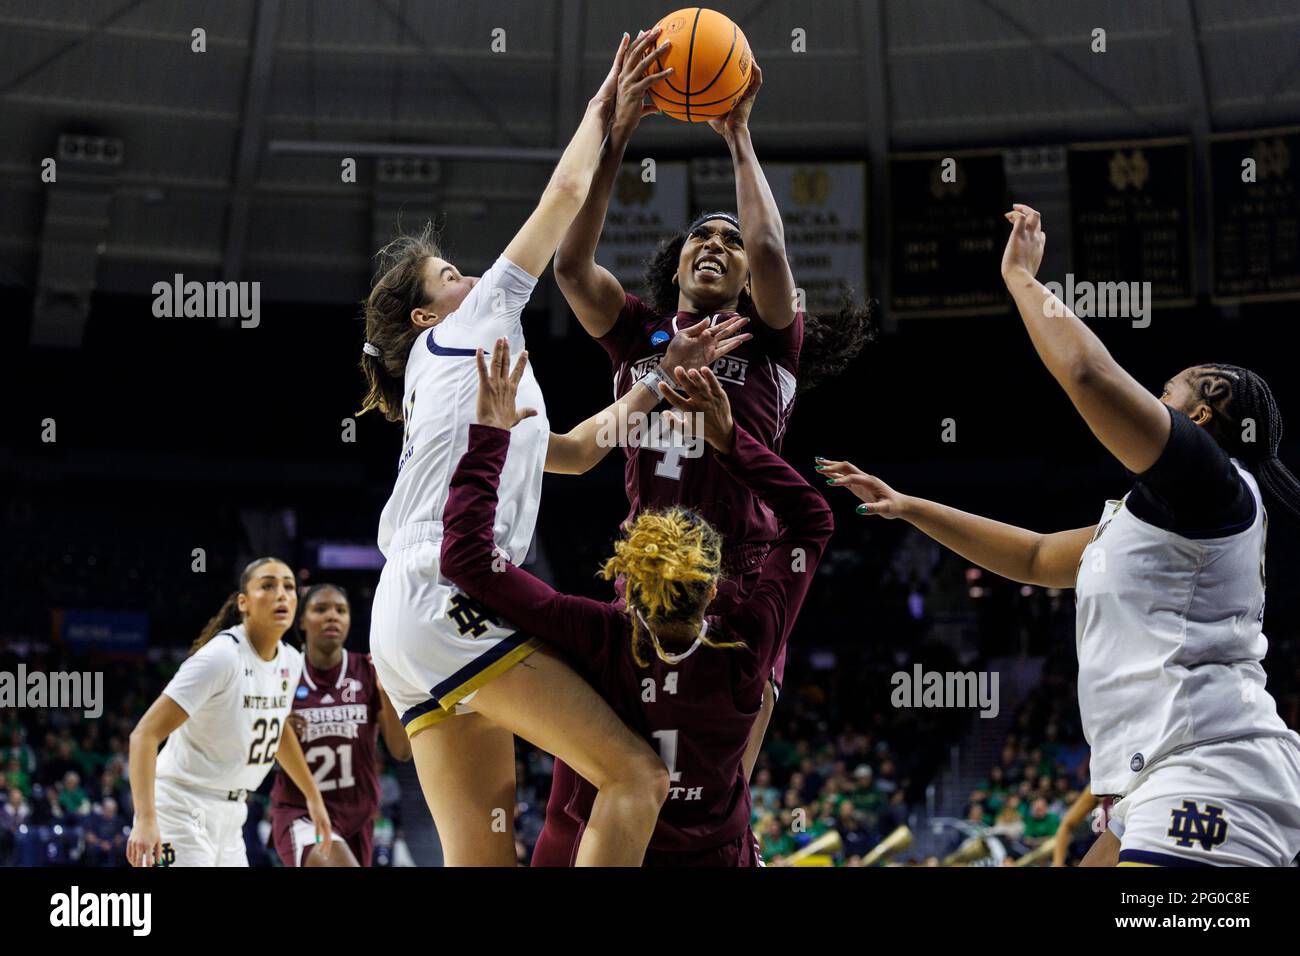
[611,27,674,138]
[661,314,750,374]
[475,337,538,431]
[814,458,909,518]
[657,366,735,453]
[708,62,762,138]
[1001,203,1046,281]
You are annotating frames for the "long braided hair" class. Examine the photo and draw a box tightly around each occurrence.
[599,507,747,667]
[642,227,877,393]
[1190,364,1300,521]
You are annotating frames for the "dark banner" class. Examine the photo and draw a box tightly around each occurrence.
[889,151,1010,316]
[1211,127,1300,302]
[1068,139,1195,305]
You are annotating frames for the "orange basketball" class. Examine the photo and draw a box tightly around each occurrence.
[648,8,752,123]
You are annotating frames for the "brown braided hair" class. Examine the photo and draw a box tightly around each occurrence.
[1189,364,1300,521]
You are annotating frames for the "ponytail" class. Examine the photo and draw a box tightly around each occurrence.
[189,592,242,657]
[359,224,443,422]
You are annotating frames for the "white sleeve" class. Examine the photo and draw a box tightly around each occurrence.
[162,639,238,716]
[442,255,538,346]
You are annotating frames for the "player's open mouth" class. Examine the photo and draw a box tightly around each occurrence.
[694,256,725,276]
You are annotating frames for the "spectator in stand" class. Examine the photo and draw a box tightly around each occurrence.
[1023,796,1060,845]
[837,801,872,859]
[992,797,1025,840]
[42,739,78,786]
[82,797,128,867]
[58,771,89,816]
[1,788,31,864]
[4,755,31,797]
[751,768,780,814]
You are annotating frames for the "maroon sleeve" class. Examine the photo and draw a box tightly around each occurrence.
[748,302,804,374]
[441,424,621,659]
[714,424,832,671]
[593,293,652,367]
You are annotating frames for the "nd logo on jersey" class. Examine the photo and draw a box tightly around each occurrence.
[1166,800,1228,852]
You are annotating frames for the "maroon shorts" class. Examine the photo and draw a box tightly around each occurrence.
[644,830,763,867]
[534,818,762,868]
[271,808,373,867]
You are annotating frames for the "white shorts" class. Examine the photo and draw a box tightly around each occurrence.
[1110,735,1300,867]
[154,777,249,867]
[369,525,540,737]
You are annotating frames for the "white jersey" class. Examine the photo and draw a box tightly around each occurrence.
[377,254,549,567]
[156,625,304,793]
[1075,463,1297,795]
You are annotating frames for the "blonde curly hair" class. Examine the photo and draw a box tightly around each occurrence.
[600,507,746,666]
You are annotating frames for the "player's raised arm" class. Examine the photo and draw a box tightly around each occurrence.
[1001,204,1171,474]
[503,34,668,281]
[439,339,622,658]
[817,458,1096,589]
[125,693,188,866]
[709,65,796,331]
[545,314,751,474]
[554,26,672,336]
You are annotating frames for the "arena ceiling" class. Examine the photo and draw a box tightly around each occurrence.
[1,0,1297,322]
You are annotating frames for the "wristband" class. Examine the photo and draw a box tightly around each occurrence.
[637,367,670,400]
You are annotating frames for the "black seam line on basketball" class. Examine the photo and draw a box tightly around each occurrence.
[694,22,737,96]
[648,75,749,110]
[685,6,701,122]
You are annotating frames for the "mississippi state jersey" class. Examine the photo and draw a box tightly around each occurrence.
[271,649,381,836]
[597,294,803,567]
[157,625,303,793]
[1076,462,1296,796]
[376,255,549,566]
[440,423,833,855]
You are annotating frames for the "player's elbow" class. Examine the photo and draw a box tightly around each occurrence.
[747,228,785,259]
[545,174,588,211]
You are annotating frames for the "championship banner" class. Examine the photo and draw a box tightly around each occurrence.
[1210,126,1300,303]
[764,162,867,316]
[1067,138,1195,306]
[594,161,689,296]
[889,150,1010,317]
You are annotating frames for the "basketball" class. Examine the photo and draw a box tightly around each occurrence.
[648,7,752,122]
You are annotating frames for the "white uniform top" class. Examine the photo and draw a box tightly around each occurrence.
[156,625,304,793]
[377,255,549,567]
[1075,463,1296,795]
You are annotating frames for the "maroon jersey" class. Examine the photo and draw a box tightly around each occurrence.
[270,649,381,839]
[597,293,804,572]
[440,423,832,857]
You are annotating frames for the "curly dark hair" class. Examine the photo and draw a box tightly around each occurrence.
[642,230,877,393]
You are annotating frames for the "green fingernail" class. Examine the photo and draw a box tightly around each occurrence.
[826,478,837,485]
[814,464,826,470]
[856,504,869,514]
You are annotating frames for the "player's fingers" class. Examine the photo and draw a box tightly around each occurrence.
[699,366,725,400]
[630,68,674,93]
[628,24,661,61]
[713,332,752,357]
[510,349,529,387]
[475,348,489,389]
[517,407,538,422]
[494,337,509,378]
[658,381,691,410]
[713,314,749,338]
[641,100,661,118]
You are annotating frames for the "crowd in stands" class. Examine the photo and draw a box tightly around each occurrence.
[0,646,411,867]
